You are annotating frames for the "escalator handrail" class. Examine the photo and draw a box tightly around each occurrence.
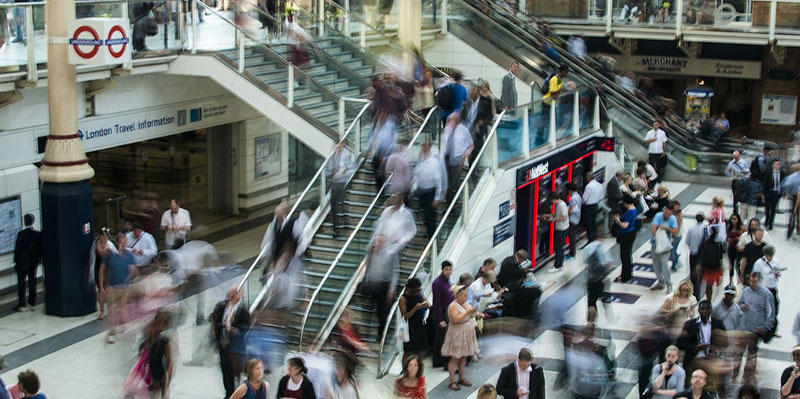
[237,101,373,294]
[298,105,441,351]
[375,107,508,378]
[472,0,781,152]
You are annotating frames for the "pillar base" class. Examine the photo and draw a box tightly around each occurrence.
[41,180,96,317]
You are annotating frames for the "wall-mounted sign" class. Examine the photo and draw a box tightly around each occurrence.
[761,95,797,126]
[499,200,511,220]
[606,55,761,79]
[0,196,22,254]
[255,134,282,178]
[68,18,131,65]
[493,218,514,247]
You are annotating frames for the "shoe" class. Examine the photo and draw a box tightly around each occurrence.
[26,305,35,312]
[650,284,664,291]
[11,37,23,44]
[107,335,116,344]
[458,379,473,387]
[547,266,563,273]
[774,333,782,338]
[565,255,575,261]
[449,382,461,391]
[13,305,25,312]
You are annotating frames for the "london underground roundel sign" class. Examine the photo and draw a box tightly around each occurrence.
[106,25,129,58]
[69,25,102,59]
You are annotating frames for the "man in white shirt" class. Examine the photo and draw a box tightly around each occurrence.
[260,199,310,266]
[497,348,544,399]
[443,112,474,203]
[581,172,604,243]
[567,35,587,60]
[160,199,191,249]
[645,120,667,183]
[125,222,157,266]
[566,183,582,260]
[545,192,570,273]
[413,140,444,239]
[325,141,355,229]
[752,245,781,336]
[726,150,750,215]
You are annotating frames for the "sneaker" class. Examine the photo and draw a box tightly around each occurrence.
[547,266,564,273]
[26,305,35,312]
[564,255,575,261]
[13,305,25,312]
[107,335,116,344]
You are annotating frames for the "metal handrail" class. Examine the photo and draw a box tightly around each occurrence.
[376,107,508,378]
[297,105,440,351]
[236,101,372,294]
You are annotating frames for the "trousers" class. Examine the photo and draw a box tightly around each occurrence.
[582,204,598,243]
[568,223,579,257]
[618,232,635,281]
[764,191,781,229]
[652,247,672,290]
[416,188,437,238]
[553,228,567,269]
[739,203,757,225]
[331,181,347,228]
[16,263,37,307]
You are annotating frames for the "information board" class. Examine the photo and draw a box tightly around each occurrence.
[0,197,22,255]
[761,95,797,126]
[493,218,514,247]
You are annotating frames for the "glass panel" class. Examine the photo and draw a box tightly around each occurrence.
[184,2,238,52]
[556,91,575,139]
[682,0,762,33]
[528,100,549,151]
[496,107,525,164]
[579,88,594,131]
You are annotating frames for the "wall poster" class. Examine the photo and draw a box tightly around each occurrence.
[761,95,797,126]
[255,134,281,178]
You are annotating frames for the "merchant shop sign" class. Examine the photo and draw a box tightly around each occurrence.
[608,55,761,79]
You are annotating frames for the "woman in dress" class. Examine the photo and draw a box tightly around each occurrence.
[399,277,429,363]
[442,285,481,391]
[230,359,270,399]
[658,279,698,320]
[708,196,726,226]
[277,357,316,399]
[726,213,745,285]
[89,230,116,320]
[394,354,426,399]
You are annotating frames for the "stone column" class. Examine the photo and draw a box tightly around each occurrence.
[399,0,422,50]
[39,0,97,316]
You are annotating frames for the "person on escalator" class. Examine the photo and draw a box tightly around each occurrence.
[259,199,310,277]
[285,12,312,86]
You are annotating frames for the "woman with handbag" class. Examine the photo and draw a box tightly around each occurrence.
[658,279,698,320]
[649,345,686,399]
[398,277,430,363]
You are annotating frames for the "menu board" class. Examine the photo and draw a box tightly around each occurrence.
[0,197,22,254]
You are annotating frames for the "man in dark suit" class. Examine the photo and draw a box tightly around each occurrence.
[606,170,624,216]
[763,159,785,230]
[211,287,250,398]
[13,213,42,312]
[497,348,545,399]
[676,300,726,372]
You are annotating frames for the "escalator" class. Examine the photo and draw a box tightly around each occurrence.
[447,0,778,177]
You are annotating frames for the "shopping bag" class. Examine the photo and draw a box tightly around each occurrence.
[654,229,672,254]
[122,350,152,399]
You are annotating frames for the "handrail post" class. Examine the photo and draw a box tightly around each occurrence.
[618,142,625,165]
[192,0,198,54]
[178,0,185,47]
[522,106,530,159]
[573,92,580,137]
[768,0,777,44]
[593,94,601,129]
[359,19,366,47]
[605,0,613,34]
[607,120,614,139]
[25,5,36,83]
[344,0,351,36]
[548,101,556,147]
[338,98,346,138]
[675,0,683,38]
[238,30,245,73]
[461,179,469,225]
[491,130,499,171]
[318,0,326,37]
[287,65,294,107]
[441,0,448,34]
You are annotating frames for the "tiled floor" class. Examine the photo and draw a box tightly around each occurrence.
[2,181,799,399]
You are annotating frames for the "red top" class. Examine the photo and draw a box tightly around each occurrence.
[394,376,426,399]
[281,385,303,399]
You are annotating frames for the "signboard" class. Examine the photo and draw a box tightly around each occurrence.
[517,136,614,185]
[761,95,797,126]
[606,55,761,79]
[255,134,282,178]
[0,197,22,255]
[493,218,514,247]
[68,18,131,65]
[498,200,510,220]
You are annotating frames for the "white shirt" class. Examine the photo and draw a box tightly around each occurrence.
[260,211,311,258]
[568,36,587,60]
[516,361,532,399]
[372,205,417,256]
[582,180,604,205]
[726,158,750,179]
[645,128,667,154]
[467,98,480,129]
[444,123,474,166]
[697,318,712,358]
[125,231,158,266]
[160,208,192,246]
[737,230,771,250]
[468,278,495,309]
[326,147,355,184]
[753,256,781,289]
[554,201,569,231]
[414,150,445,201]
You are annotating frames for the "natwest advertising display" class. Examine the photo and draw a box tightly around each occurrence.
[68,18,131,65]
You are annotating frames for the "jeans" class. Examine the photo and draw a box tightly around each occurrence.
[652,246,672,290]
[670,235,682,269]
[11,6,24,40]
[554,228,567,269]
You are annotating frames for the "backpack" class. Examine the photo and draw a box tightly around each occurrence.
[540,73,557,95]
[436,83,456,112]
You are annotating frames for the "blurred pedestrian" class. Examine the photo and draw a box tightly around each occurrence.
[399,278,430,363]
[473,80,497,165]
[126,221,157,267]
[500,62,518,111]
[277,357,316,399]
[211,287,251,398]
[614,196,638,282]
[413,139,444,239]
[141,310,173,399]
[738,271,774,384]
[673,369,713,399]
[496,348,545,399]
[260,198,310,271]
[442,112,474,204]
[567,183,583,260]
[645,120,667,183]
[752,245,781,337]
[381,143,412,202]
[160,199,191,249]
[764,160,785,230]
[412,69,434,117]
[726,151,749,215]
[326,141,356,230]
[697,226,724,302]
[726,214,745,286]
[16,370,44,399]
[477,383,498,399]
[736,173,763,225]
[13,213,42,312]
[670,201,684,272]
[442,285,481,391]
[230,359,269,399]
[780,346,800,399]
[394,354,426,399]
[100,233,137,344]
[649,345,685,399]
[285,12,311,84]
[90,228,116,320]
[739,228,766,286]
[651,203,680,292]
[332,355,359,399]
[581,172,603,243]
[584,238,613,322]
[659,279,698,320]
[439,71,468,125]
[432,261,454,369]
[677,300,726,374]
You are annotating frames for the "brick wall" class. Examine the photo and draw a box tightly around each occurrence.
[748,47,800,145]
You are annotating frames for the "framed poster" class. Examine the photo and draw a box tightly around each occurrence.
[0,196,22,255]
[255,134,281,178]
[761,95,797,126]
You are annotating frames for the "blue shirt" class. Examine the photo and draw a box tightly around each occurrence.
[650,211,678,244]
[620,208,638,234]
[103,250,136,287]
[441,82,468,121]
[569,194,582,225]
[737,178,762,205]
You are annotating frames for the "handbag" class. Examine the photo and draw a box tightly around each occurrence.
[641,383,655,399]
[654,229,672,254]
[122,350,152,398]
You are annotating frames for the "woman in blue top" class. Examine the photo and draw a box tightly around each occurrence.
[230,359,269,399]
[614,196,639,282]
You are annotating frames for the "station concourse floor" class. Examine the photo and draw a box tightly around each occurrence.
[1,180,799,399]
